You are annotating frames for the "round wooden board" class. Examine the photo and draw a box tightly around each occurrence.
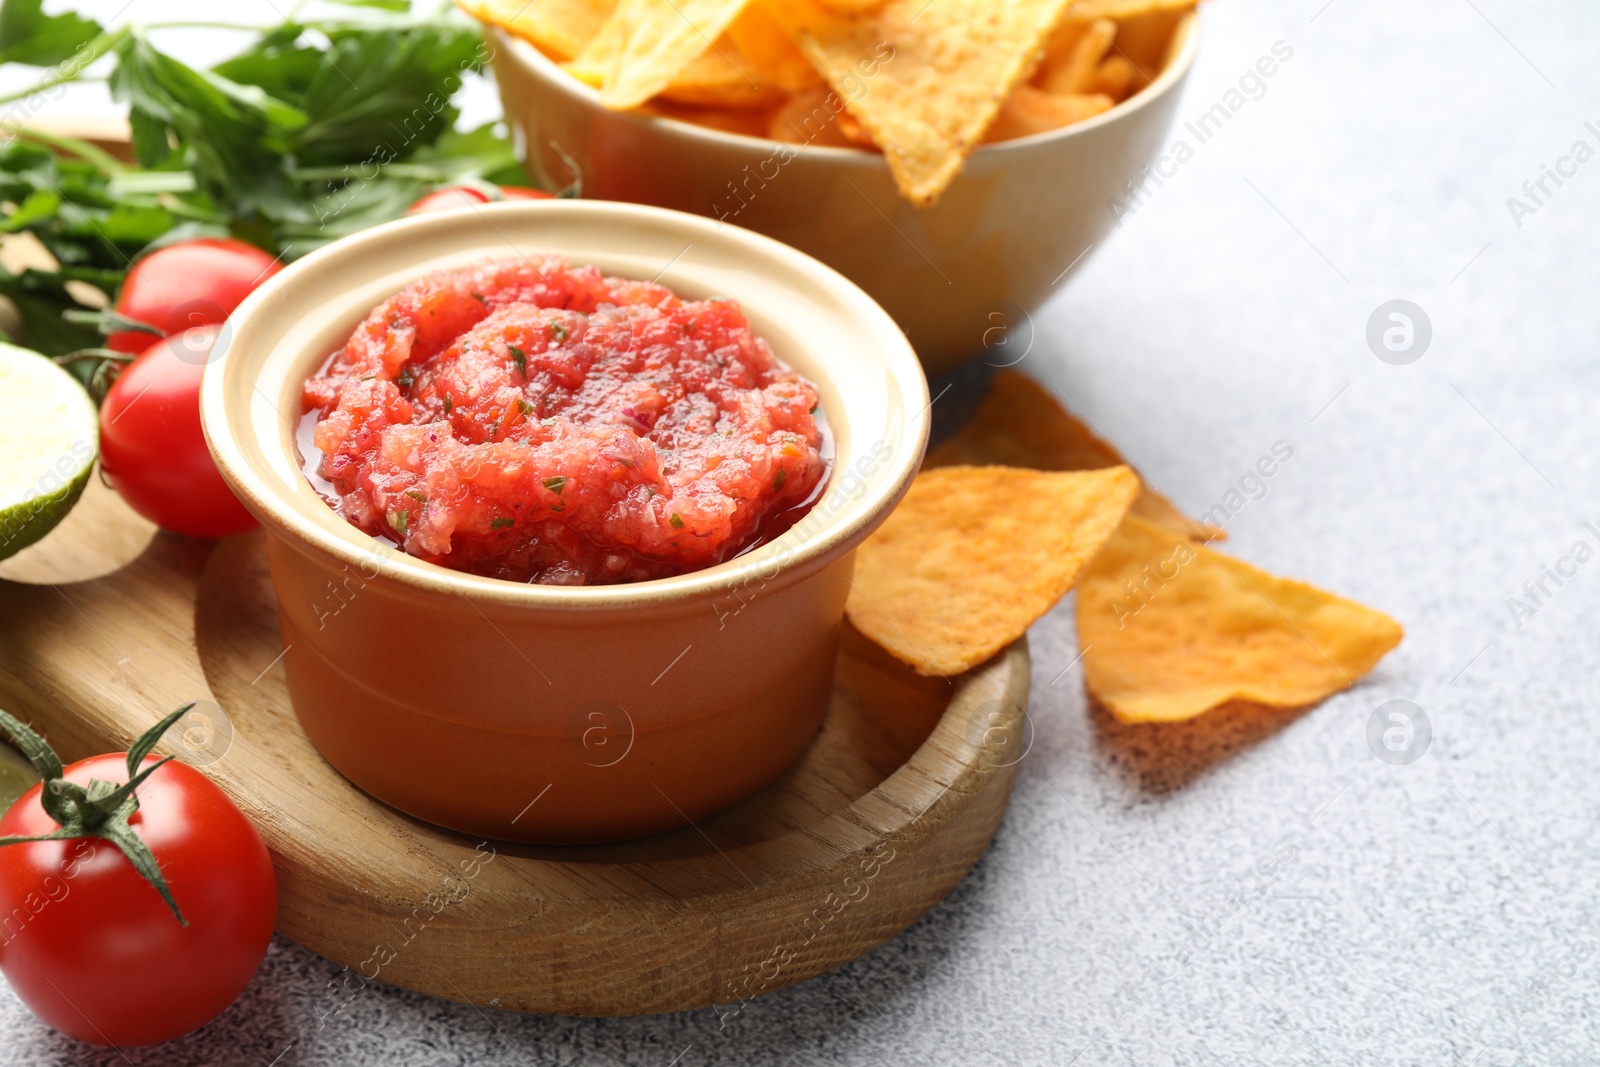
[0,481,1030,1016]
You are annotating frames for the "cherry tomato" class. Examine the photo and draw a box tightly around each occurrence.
[407,184,552,214]
[107,238,282,354]
[0,753,276,1047]
[100,325,256,538]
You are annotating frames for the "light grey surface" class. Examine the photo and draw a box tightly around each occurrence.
[5,0,1600,1064]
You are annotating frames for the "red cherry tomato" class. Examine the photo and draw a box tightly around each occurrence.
[407,184,553,214]
[100,325,256,538]
[0,754,276,1047]
[107,238,282,354]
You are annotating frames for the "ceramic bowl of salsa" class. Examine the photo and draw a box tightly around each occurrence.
[201,201,928,843]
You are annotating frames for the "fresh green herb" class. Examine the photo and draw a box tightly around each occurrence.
[773,469,787,490]
[507,343,526,377]
[404,490,426,502]
[542,475,566,494]
[669,513,685,529]
[0,0,107,68]
[395,365,415,390]
[387,509,407,535]
[442,394,453,414]
[470,291,485,303]
[516,397,536,417]
[550,322,568,343]
[490,516,514,529]
[0,0,543,364]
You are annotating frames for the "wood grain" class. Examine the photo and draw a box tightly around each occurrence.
[0,486,1029,1015]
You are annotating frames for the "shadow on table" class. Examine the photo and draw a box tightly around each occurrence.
[1086,696,1317,795]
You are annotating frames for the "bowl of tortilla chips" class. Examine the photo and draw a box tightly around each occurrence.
[466,0,1200,376]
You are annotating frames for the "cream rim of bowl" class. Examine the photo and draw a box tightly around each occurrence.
[496,11,1200,159]
[200,201,929,608]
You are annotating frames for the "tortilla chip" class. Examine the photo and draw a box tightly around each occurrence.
[656,35,784,109]
[767,86,857,145]
[589,0,755,110]
[645,100,775,136]
[568,7,776,108]
[458,0,615,60]
[983,86,1113,142]
[833,105,878,149]
[1078,516,1404,723]
[1105,6,1192,80]
[769,0,1070,205]
[566,5,630,86]
[846,465,1139,676]
[1037,16,1115,94]
[1088,55,1141,100]
[1064,0,1198,20]
[925,370,1221,541]
[729,3,823,92]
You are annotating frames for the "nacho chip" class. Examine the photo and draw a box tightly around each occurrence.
[925,370,1221,541]
[768,86,857,146]
[1088,55,1141,100]
[983,86,1113,142]
[568,7,776,108]
[833,105,878,149]
[1037,14,1090,69]
[646,100,775,136]
[1064,0,1198,20]
[591,0,756,110]
[1037,16,1115,94]
[458,0,614,60]
[1078,516,1404,723]
[566,5,630,86]
[728,3,823,92]
[1107,5,1193,80]
[846,465,1139,676]
[656,35,784,109]
[770,0,1071,205]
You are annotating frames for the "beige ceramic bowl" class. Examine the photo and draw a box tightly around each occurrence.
[201,201,928,844]
[488,13,1199,377]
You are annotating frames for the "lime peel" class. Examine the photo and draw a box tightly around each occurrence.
[0,342,98,562]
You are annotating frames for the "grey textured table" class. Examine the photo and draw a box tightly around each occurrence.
[5,0,1600,1063]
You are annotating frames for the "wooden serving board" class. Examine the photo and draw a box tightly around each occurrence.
[0,481,1029,1015]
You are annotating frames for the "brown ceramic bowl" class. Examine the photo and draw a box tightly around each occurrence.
[201,201,928,844]
[486,12,1199,377]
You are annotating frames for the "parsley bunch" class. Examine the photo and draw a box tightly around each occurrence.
[0,0,534,357]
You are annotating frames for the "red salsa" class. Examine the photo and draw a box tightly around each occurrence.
[302,256,827,584]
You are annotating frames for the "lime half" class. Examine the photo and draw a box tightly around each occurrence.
[0,342,98,562]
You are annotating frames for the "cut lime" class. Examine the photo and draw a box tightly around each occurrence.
[0,342,98,561]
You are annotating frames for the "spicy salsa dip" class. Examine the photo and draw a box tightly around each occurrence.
[302,256,828,585]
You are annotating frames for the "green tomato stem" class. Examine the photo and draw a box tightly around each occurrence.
[0,704,195,925]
